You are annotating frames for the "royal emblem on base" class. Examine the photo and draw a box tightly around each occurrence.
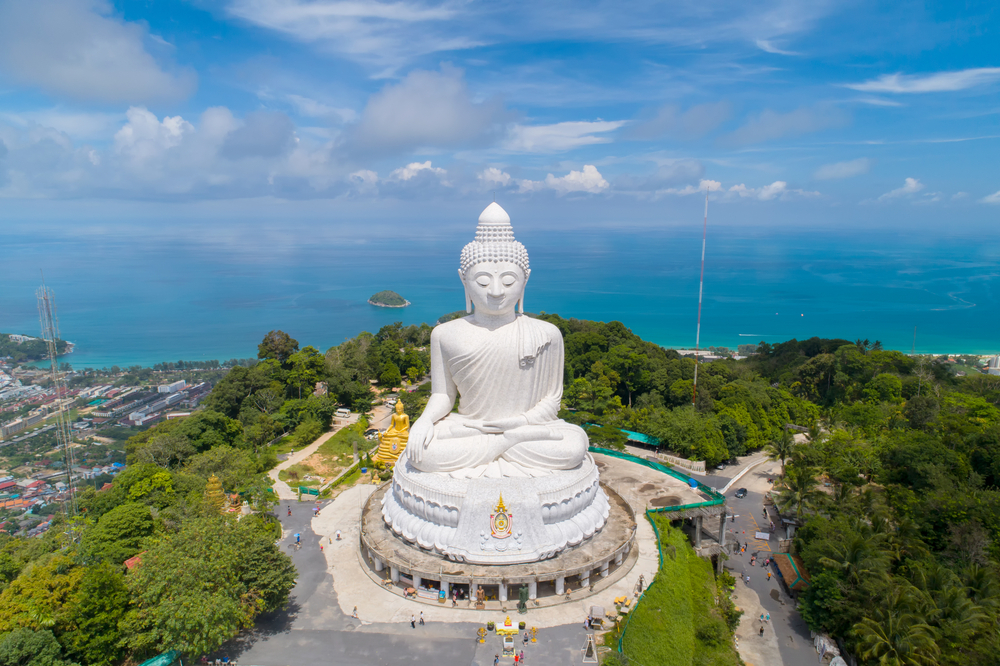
[490,494,512,539]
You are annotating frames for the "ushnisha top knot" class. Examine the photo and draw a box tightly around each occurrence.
[460,203,530,276]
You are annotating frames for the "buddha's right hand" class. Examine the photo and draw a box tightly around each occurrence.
[406,418,434,465]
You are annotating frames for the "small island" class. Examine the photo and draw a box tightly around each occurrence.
[368,290,410,308]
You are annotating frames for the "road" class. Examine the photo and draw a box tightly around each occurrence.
[214,502,592,665]
[721,462,817,666]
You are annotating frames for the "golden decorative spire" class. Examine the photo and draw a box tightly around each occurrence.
[495,493,507,513]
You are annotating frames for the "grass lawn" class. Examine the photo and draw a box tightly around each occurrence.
[269,435,298,456]
[316,426,367,459]
[615,515,741,666]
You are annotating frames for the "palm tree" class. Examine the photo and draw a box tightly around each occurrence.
[855,587,940,666]
[765,428,796,476]
[818,532,888,587]
[775,465,823,521]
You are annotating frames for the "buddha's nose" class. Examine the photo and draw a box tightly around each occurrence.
[488,280,504,298]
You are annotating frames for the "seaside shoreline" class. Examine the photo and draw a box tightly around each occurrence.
[28,340,1000,371]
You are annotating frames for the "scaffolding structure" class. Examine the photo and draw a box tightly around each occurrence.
[37,281,77,516]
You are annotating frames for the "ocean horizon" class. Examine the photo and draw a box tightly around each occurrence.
[2,220,998,368]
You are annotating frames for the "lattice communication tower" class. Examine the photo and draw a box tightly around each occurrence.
[37,281,77,516]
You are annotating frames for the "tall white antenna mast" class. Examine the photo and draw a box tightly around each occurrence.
[692,191,708,406]
[37,275,77,516]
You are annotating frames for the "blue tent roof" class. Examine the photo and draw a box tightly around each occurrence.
[138,650,181,666]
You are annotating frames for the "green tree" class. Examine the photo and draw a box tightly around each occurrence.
[379,362,402,388]
[765,429,796,476]
[79,503,154,565]
[0,555,84,635]
[62,563,128,666]
[257,330,299,366]
[775,464,822,520]
[286,346,325,400]
[0,628,79,666]
[123,514,295,659]
[854,587,940,666]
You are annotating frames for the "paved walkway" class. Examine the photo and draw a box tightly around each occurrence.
[268,415,359,500]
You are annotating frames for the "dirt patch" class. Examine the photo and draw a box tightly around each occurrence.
[302,453,347,479]
[649,495,681,508]
[769,589,782,602]
[638,483,658,493]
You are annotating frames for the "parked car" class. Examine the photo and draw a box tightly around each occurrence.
[734,488,748,499]
[716,463,726,470]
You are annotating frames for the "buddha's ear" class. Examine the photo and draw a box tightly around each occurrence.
[518,269,530,314]
[458,269,472,314]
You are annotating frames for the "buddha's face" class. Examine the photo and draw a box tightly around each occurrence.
[461,261,529,316]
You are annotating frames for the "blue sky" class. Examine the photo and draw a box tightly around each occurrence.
[0,0,998,227]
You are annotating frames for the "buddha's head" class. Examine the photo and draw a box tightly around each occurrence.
[395,400,405,415]
[459,202,530,316]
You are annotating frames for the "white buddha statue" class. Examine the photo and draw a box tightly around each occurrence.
[382,203,609,563]
[406,202,588,478]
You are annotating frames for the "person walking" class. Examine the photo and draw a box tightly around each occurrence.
[765,612,770,623]
[514,655,519,665]
[760,613,764,623]
[759,625,764,637]
[523,632,529,646]
[410,614,416,628]
[419,611,425,625]
[767,571,772,581]
[352,606,358,619]
[520,650,525,663]
[494,655,499,666]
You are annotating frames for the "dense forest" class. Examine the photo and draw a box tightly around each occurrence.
[549,317,1000,665]
[3,316,999,665]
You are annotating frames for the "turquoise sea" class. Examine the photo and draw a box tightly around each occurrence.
[1,221,998,368]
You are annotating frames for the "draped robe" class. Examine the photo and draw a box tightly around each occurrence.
[413,315,588,478]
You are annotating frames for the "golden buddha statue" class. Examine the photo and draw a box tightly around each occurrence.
[374,400,410,464]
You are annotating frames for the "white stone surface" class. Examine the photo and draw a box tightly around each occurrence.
[386,202,607,564]
[317,481,659,628]
[382,454,609,563]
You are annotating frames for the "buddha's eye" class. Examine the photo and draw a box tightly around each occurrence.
[476,276,491,287]
[501,275,516,287]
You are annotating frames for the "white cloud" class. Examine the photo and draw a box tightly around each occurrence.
[878,177,924,200]
[226,0,475,73]
[815,158,871,180]
[853,97,905,107]
[724,181,817,201]
[951,192,968,200]
[503,120,625,153]
[724,105,846,146]
[349,169,378,192]
[661,179,723,196]
[0,0,195,104]
[519,165,609,195]
[286,94,358,122]
[626,102,730,141]
[755,39,799,55]
[479,167,512,187]
[981,190,1000,205]
[389,160,447,182]
[0,110,125,141]
[347,66,505,155]
[845,68,1000,94]
[114,107,195,164]
[757,181,787,200]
